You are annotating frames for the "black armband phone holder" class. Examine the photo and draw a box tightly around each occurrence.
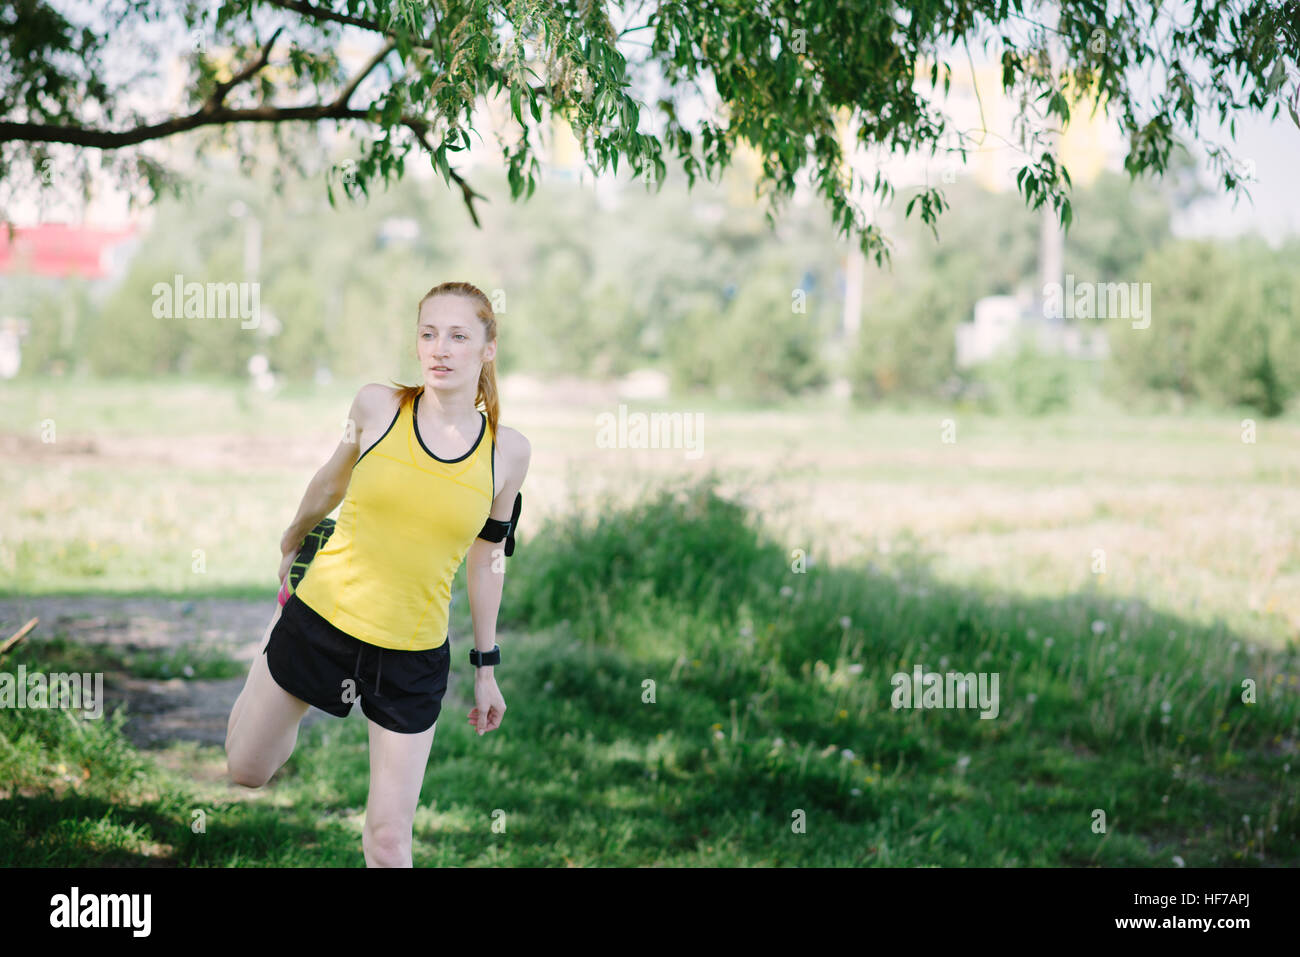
[477,491,522,557]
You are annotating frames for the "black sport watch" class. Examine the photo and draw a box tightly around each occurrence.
[469,644,501,667]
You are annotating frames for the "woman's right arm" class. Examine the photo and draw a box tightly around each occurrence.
[278,385,376,559]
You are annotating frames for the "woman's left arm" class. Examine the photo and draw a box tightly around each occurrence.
[465,429,532,681]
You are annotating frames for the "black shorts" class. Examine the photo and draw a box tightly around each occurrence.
[264,593,451,735]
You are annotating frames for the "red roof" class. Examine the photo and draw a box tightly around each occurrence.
[0,223,138,279]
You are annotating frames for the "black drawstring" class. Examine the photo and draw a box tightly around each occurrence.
[353,645,383,697]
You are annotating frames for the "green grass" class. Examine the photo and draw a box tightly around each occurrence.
[2,475,1297,866]
[17,634,246,681]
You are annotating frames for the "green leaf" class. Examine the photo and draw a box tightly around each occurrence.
[1266,59,1285,93]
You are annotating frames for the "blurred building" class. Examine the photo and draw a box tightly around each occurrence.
[955,293,1109,367]
[0,224,141,377]
[0,223,139,282]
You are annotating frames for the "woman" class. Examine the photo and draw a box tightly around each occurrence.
[224,281,532,868]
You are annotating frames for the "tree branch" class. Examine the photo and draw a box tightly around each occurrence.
[331,36,398,110]
[207,26,286,112]
[1,102,358,148]
[262,0,439,50]
[0,97,487,225]
[262,0,393,35]
[265,0,550,104]
[401,116,488,226]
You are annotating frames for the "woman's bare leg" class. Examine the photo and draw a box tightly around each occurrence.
[225,603,311,788]
[226,602,280,734]
[362,717,437,867]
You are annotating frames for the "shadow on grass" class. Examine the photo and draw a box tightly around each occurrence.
[0,789,345,867]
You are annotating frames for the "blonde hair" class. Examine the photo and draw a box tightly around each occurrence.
[389,281,500,438]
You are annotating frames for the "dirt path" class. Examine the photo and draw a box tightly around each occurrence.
[0,596,477,751]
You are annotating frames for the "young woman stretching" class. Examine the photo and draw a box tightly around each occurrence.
[224,281,531,867]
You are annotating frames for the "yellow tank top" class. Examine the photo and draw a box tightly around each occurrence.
[294,391,495,651]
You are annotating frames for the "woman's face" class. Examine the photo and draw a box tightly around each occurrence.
[417,295,495,389]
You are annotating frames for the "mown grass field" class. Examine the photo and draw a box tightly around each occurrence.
[1,376,1298,865]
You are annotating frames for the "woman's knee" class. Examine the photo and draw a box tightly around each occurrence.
[225,727,284,788]
[227,758,272,789]
[224,692,302,787]
[363,819,413,865]
[225,735,270,787]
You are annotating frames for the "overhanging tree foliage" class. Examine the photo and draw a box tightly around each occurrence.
[2,0,1297,262]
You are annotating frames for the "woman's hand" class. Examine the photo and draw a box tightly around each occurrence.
[468,672,506,735]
